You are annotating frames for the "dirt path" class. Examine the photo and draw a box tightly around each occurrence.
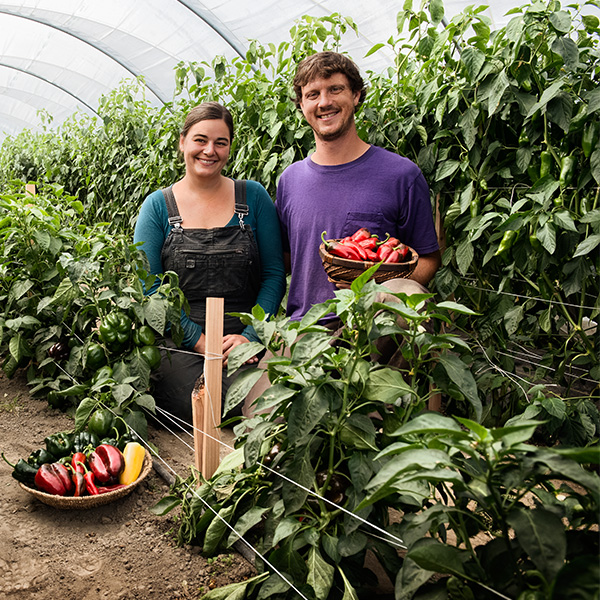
[0,370,253,600]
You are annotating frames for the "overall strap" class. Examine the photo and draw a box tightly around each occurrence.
[234,180,248,230]
[162,186,183,228]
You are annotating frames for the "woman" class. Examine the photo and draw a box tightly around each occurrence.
[134,102,286,424]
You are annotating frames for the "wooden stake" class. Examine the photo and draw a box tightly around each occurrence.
[25,183,36,196]
[202,297,224,478]
[191,375,205,474]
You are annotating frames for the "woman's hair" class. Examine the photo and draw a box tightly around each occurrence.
[292,51,367,109]
[180,101,234,141]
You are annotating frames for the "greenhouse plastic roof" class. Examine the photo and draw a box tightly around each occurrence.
[0,0,598,141]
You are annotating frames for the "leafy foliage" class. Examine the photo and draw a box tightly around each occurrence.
[0,182,186,430]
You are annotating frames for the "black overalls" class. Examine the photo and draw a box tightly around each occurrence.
[151,180,261,425]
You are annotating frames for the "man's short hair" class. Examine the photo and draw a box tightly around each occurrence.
[293,51,367,109]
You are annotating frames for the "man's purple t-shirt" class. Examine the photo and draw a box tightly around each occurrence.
[276,145,440,322]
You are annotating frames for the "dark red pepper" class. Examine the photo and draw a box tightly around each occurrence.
[88,444,124,484]
[357,237,379,250]
[322,232,362,260]
[385,250,400,263]
[381,236,400,247]
[96,483,128,494]
[377,244,393,261]
[72,470,86,497]
[364,248,379,261]
[350,227,371,242]
[83,470,100,495]
[72,452,86,474]
[343,240,369,260]
[396,244,409,260]
[35,463,74,496]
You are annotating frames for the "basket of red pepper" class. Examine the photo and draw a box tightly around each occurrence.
[4,432,153,509]
[319,228,419,284]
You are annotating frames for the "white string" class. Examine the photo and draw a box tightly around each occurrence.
[151,406,407,549]
[462,281,598,311]
[101,403,310,600]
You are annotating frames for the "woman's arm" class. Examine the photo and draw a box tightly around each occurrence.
[133,191,204,350]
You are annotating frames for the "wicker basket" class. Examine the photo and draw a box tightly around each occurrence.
[319,242,419,285]
[19,449,153,510]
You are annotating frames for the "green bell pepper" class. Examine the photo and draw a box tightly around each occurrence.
[88,408,116,439]
[44,432,74,458]
[133,325,156,347]
[27,448,55,467]
[72,431,101,453]
[99,311,132,351]
[2,453,38,486]
[139,345,161,370]
[86,342,107,369]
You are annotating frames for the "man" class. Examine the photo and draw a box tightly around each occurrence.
[276,51,441,326]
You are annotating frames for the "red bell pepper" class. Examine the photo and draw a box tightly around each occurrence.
[35,463,74,496]
[88,444,125,484]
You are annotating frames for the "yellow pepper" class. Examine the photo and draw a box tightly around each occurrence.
[119,442,145,485]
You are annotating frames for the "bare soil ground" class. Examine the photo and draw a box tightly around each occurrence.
[0,370,254,600]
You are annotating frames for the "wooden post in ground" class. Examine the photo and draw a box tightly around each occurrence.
[190,297,224,480]
[25,183,36,196]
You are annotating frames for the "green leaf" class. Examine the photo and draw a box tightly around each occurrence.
[307,546,335,600]
[487,70,510,115]
[282,445,314,513]
[288,385,330,443]
[111,383,136,405]
[338,566,359,600]
[74,396,98,432]
[203,505,235,555]
[290,332,332,366]
[406,538,468,577]
[143,298,167,335]
[455,239,474,276]
[364,367,415,404]
[200,573,269,600]
[526,79,565,118]
[435,301,478,315]
[507,508,566,582]
[552,37,579,71]
[552,210,578,232]
[226,342,264,374]
[149,495,181,516]
[339,413,378,451]
[228,506,270,546]
[547,91,573,132]
[591,148,600,185]
[549,10,571,33]
[273,517,303,547]
[504,304,524,336]
[537,222,557,254]
[572,234,600,258]
[391,412,465,438]
[461,47,485,81]
[437,354,482,421]
[223,367,264,415]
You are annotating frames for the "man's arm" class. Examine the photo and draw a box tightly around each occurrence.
[410,250,441,288]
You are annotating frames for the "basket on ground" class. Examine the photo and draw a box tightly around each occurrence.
[319,242,419,285]
[19,449,153,509]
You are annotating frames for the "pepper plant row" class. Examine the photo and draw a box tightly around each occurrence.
[0,183,186,437]
[0,0,596,414]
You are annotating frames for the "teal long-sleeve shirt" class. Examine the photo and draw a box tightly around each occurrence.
[133,180,286,349]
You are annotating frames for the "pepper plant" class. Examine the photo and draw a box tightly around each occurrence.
[357,412,600,600]
[0,182,186,433]
[152,268,497,600]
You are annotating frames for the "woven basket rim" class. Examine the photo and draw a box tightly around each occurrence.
[319,241,419,271]
[19,449,153,510]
